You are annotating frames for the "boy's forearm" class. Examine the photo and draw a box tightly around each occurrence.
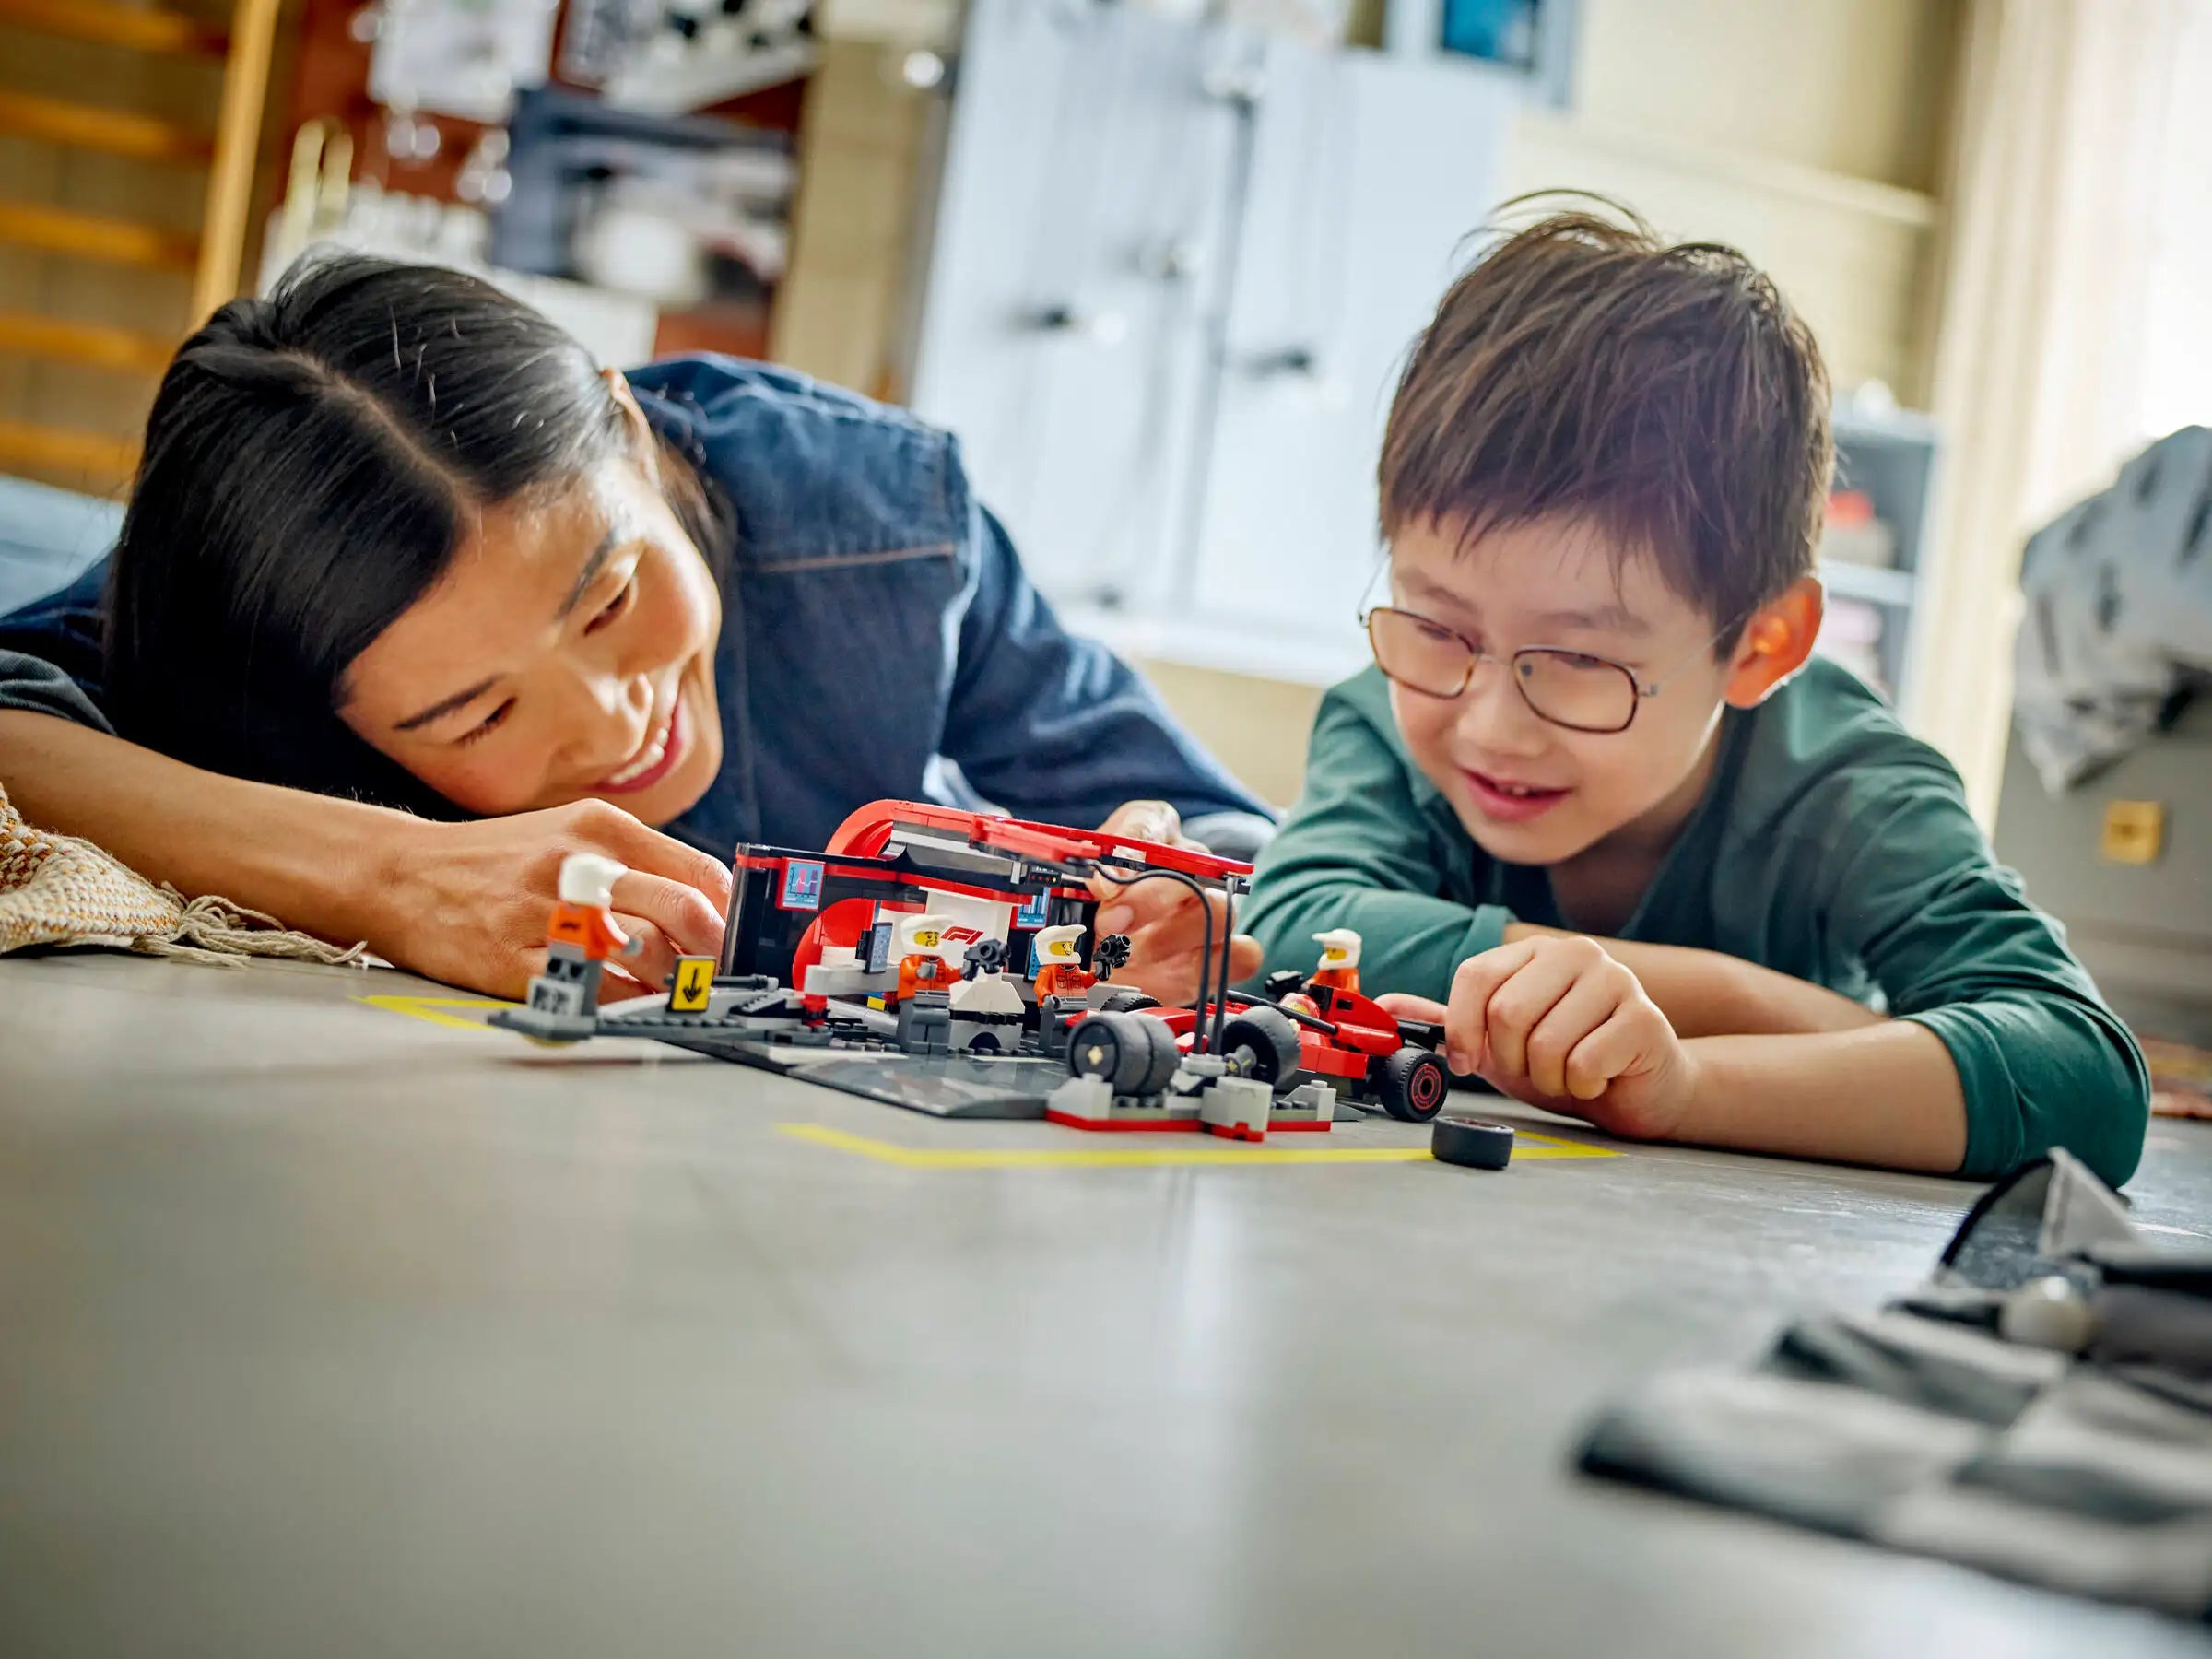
[1504,922,1880,1039]
[1673,1020,1968,1172]
[0,710,400,945]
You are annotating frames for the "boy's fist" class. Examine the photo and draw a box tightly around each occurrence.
[1379,936,1695,1140]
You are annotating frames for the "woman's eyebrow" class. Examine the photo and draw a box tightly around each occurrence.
[556,526,622,621]
[394,676,500,733]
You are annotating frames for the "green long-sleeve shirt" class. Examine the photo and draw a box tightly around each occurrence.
[1243,661,2149,1186]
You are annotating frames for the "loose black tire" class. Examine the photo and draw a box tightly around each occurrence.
[1218,1006,1303,1094]
[1068,1011,1177,1096]
[1375,1046,1450,1123]
[1096,988,1161,1014]
[1430,1114,1514,1170]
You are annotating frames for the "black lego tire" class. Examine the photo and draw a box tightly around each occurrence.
[1132,1013,1182,1095]
[1430,1114,1514,1170]
[1375,1046,1450,1123]
[1218,1005,1303,1095]
[1068,1012,1156,1094]
[1097,987,1162,1014]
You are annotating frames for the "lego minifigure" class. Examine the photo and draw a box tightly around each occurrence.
[891,912,957,1002]
[1030,924,1096,1003]
[507,853,642,1039]
[548,853,640,967]
[1309,928,1362,996]
[889,911,956,1055]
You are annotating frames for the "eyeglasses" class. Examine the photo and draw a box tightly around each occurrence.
[1359,589,1747,735]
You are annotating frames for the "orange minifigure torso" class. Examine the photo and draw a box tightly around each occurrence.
[1030,924,1095,1003]
[547,899,631,961]
[896,953,954,1001]
[1308,964,1359,996]
[1032,961,1097,1002]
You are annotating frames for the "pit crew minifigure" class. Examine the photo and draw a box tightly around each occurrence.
[511,853,644,1037]
[1030,924,1096,1003]
[892,912,957,1002]
[548,853,641,966]
[1310,928,1362,996]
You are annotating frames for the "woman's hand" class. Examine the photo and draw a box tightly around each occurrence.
[366,799,731,1000]
[1378,935,1696,1141]
[1092,800,1262,1005]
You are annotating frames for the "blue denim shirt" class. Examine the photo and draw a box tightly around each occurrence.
[0,357,1271,857]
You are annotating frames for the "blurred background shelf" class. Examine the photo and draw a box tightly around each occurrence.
[0,0,229,56]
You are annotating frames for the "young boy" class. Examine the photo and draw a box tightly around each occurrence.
[1242,205,2148,1186]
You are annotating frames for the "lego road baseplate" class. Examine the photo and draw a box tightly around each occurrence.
[621,1025,1066,1119]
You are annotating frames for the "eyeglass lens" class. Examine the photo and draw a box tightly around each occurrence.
[1366,607,1639,734]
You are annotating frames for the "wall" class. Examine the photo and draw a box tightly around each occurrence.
[765,0,1969,806]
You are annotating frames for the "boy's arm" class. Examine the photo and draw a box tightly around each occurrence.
[1399,935,1968,1171]
[1785,766,2148,1185]
[1503,922,1882,1038]
[1241,677,1512,990]
[1429,767,2147,1184]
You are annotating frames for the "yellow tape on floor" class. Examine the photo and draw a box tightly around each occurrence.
[778,1121,1617,1169]
[355,994,511,1032]
[353,995,1621,1168]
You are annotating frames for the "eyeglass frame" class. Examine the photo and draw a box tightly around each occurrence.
[1356,565,1754,736]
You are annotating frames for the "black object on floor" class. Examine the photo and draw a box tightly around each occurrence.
[1432,1114,1514,1170]
[1577,1151,2212,1621]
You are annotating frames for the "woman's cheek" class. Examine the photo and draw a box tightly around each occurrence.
[413,741,553,816]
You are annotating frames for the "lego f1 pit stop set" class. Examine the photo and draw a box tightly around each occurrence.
[490,799,1466,1143]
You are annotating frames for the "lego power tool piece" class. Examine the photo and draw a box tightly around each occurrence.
[1430,1115,1515,1170]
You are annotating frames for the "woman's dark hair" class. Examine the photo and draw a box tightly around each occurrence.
[105,252,727,814]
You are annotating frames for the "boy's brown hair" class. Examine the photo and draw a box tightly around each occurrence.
[1379,196,1832,642]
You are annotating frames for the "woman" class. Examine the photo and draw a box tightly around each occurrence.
[0,254,1269,999]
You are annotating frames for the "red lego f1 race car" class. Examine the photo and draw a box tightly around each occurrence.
[1071,972,1451,1125]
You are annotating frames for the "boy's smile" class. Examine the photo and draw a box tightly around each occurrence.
[1382,512,1754,879]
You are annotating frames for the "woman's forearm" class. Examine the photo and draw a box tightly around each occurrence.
[0,711,398,947]
[1504,921,1881,1039]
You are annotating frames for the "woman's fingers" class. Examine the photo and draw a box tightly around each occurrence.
[1096,799,1184,847]
[573,800,734,910]
[609,870,724,960]
[603,915,676,998]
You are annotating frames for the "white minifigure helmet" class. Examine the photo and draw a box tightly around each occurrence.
[894,912,954,958]
[1032,924,1086,964]
[1313,928,1362,971]
[559,853,627,908]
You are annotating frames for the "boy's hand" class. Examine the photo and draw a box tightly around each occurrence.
[1378,936,1697,1141]
[1093,800,1262,1005]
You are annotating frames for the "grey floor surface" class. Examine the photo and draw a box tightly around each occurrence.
[3,951,2208,1658]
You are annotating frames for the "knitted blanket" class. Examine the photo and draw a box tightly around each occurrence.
[0,783,365,969]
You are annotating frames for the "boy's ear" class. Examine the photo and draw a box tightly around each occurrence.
[1723,576,1823,710]
[603,367,661,482]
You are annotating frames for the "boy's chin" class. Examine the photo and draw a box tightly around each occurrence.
[1450,798,1597,868]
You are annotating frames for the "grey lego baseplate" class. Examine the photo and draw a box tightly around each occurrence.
[633,1026,1066,1118]
[489,998,1066,1120]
